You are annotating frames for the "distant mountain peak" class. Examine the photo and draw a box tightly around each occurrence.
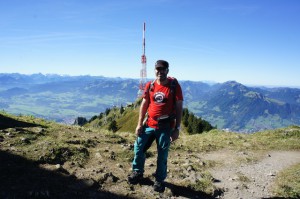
[223,81,245,88]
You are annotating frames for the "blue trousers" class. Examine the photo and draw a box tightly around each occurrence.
[132,127,171,182]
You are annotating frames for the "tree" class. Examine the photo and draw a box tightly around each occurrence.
[89,115,98,123]
[182,108,215,134]
[183,108,189,127]
[120,105,124,114]
[105,108,111,115]
[73,117,87,126]
[108,120,118,132]
[187,114,195,134]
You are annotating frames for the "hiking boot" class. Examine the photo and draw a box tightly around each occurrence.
[128,171,143,184]
[153,181,165,192]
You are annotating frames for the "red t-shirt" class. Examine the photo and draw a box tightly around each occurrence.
[142,77,183,128]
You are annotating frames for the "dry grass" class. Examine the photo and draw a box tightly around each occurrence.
[272,163,300,198]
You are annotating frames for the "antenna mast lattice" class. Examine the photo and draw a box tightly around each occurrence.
[138,22,147,97]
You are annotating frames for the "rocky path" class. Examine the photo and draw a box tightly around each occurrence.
[205,150,300,199]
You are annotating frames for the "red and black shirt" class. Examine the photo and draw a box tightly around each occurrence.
[142,77,183,128]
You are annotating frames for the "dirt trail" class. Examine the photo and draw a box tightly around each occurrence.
[205,150,300,199]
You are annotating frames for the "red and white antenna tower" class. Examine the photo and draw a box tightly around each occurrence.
[138,22,147,97]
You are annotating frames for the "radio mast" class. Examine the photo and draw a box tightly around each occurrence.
[138,22,147,97]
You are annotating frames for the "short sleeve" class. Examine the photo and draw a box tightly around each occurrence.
[141,81,152,99]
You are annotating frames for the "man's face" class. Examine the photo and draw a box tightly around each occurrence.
[155,67,168,81]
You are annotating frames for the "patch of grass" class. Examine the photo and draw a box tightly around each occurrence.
[116,108,139,133]
[249,127,300,150]
[38,144,89,165]
[235,152,262,165]
[272,163,300,198]
[104,132,127,144]
[117,150,135,162]
[179,126,300,154]
[188,171,215,195]
[236,172,251,183]
[65,139,98,148]
[182,130,249,153]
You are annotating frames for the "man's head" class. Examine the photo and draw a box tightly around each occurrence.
[155,60,169,81]
[155,60,169,69]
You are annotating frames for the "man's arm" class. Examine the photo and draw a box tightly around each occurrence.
[136,98,149,135]
[171,100,183,142]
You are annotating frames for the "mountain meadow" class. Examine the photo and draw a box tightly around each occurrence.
[1,73,300,133]
[0,102,300,198]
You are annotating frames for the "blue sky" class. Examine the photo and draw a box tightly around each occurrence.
[0,0,299,87]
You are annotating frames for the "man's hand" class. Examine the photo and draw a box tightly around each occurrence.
[170,129,179,142]
[135,125,144,136]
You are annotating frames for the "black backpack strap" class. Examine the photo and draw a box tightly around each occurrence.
[170,78,178,110]
[142,80,155,126]
[149,79,155,92]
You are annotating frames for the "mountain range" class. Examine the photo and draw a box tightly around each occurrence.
[0,73,299,132]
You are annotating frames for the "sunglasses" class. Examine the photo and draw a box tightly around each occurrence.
[156,67,167,71]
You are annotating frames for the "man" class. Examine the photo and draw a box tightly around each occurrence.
[128,60,183,192]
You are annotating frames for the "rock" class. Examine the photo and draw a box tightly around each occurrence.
[8,133,15,138]
[66,140,81,144]
[95,152,102,158]
[20,137,30,143]
[183,159,192,165]
[31,127,44,134]
[55,164,61,169]
[110,151,115,160]
[148,163,155,167]
[238,151,247,155]
[69,179,96,190]
[99,172,119,183]
[267,172,276,176]
[107,174,119,183]
[116,163,123,168]
[199,161,206,166]
[185,171,202,184]
[83,179,96,187]
[187,165,195,172]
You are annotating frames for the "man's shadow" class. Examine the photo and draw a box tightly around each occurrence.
[0,150,132,199]
[139,177,219,199]
[0,114,42,129]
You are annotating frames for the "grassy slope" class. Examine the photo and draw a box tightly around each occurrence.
[0,111,300,198]
[85,100,141,133]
